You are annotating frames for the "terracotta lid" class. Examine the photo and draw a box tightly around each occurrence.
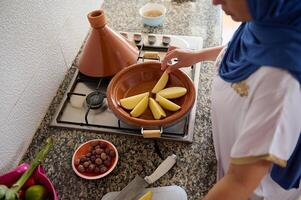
[78,10,139,77]
[88,10,106,28]
[107,62,196,127]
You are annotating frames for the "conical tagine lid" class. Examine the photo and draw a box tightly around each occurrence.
[78,10,139,77]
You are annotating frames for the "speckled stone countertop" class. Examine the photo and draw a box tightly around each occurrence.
[22,0,222,199]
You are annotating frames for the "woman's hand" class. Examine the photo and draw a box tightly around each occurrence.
[161,47,198,73]
[161,45,225,73]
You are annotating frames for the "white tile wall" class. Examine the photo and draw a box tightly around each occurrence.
[222,13,240,44]
[0,0,103,173]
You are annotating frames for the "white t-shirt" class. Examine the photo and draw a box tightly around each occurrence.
[211,50,301,200]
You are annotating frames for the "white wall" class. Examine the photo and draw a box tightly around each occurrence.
[0,0,102,173]
[222,13,240,44]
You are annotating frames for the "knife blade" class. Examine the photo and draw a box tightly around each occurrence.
[112,154,177,200]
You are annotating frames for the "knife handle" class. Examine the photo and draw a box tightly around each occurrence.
[144,154,177,184]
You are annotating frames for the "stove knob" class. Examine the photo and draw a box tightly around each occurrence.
[162,36,171,46]
[133,33,142,43]
[120,32,128,39]
[148,35,156,45]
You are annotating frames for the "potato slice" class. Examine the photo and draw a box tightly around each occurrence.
[119,92,149,110]
[157,87,187,99]
[130,96,149,117]
[156,94,181,111]
[149,97,166,120]
[138,191,153,200]
[151,71,169,93]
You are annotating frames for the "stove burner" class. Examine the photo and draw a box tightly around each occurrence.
[86,91,104,109]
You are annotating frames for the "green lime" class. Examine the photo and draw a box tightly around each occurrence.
[24,185,48,200]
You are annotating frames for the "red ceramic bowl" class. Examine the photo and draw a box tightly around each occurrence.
[72,139,118,180]
[0,163,58,200]
[107,61,196,127]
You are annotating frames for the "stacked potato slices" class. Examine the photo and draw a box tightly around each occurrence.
[119,71,187,119]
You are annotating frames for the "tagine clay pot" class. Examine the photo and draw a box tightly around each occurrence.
[78,10,139,77]
[107,61,196,127]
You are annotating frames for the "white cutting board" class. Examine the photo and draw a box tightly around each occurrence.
[102,186,187,200]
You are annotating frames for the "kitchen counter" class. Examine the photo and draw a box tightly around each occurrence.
[22,0,222,199]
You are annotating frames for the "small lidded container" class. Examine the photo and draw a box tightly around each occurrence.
[139,3,167,26]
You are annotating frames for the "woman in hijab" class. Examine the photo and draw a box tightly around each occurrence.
[161,0,301,199]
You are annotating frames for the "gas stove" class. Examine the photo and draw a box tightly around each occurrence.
[50,32,203,143]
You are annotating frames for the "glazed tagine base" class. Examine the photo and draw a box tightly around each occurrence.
[107,61,196,127]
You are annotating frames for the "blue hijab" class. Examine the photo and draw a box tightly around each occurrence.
[219,0,301,189]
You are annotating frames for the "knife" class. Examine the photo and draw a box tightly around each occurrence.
[112,154,177,200]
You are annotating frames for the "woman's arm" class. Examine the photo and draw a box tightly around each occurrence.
[193,45,225,62]
[161,45,224,73]
[203,160,272,200]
